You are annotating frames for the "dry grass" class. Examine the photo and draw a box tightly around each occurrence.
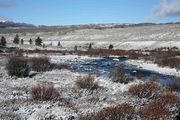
[109,65,129,84]
[30,57,51,72]
[157,91,179,105]
[31,82,59,101]
[140,100,171,119]
[80,103,135,120]
[155,57,180,69]
[128,81,160,99]
[140,91,179,119]
[75,75,98,90]
[50,63,69,70]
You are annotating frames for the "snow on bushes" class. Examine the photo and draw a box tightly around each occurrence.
[6,56,30,77]
[80,103,135,120]
[139,91,179,119]
[156,91,179,106]
[75,75,98,90]
[139,99,171,119]
[109,65,129,84]
[140,91,180,119]
[31,82,59,101]
[128,81,160,99]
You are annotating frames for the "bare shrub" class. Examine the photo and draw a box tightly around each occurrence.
[80,103,135,120]
[6,56,30,77]
[155,57,180,69]
[50,63,69,70]
[139,90,179,119]
[31,82,59,101]
[128,81,160,99]
[109,65,129,84]
[139,100,171,119]
[30,57,51,72]
[157,91,179,105]
[75,75,97,90]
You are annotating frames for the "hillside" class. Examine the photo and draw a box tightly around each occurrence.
[0,23,180,50]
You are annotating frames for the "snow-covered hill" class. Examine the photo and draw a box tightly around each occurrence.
[1,23,180,50]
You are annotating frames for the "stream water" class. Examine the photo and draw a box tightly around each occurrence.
[64,57,180,87]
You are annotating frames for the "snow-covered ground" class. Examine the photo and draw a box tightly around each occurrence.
[0,53,180,119]
[0,55,142,120]
[125,59,180,77]
[1,24,180,50]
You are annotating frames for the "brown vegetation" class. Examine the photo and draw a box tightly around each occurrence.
[80,103,135,120]
[6,56,30,77]
[128,81,160,99]
[30,57,51,72]
[139,99,171,119]
[75,75,97,90]
[109,65,129,83]
[31,82,59,101]
[155,57,180,69]
[140,91,179,119]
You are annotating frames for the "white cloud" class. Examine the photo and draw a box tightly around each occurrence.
[152,0,180,17]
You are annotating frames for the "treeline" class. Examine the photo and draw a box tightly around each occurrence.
[0,35,62,47]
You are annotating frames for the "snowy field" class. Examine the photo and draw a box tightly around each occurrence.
[0,23,180,119]
[0,54,142,120]
[1,24,180,50]
[0,54,180,119]
[125,59,180,77]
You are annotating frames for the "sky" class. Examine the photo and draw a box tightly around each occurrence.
[0,0,180,25]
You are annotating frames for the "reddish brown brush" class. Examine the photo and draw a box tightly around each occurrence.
[80,103,135,120]
[30,57,51,72]
[140,100,171,119]
[31,82,59,101]
[75,75,97,90]
[128,81,160,99]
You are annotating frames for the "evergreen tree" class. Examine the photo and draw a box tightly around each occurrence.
[43,43,46,48]
[29,38,33,45]
[13,34,20,44]
[35,37,42,46]
[21,39,24,44]
[88,43,92,50]
[50,42,52,46]
[0,36,6,46]
[58,41,61,47]
[109,44,114,50]
[74,45,78,51]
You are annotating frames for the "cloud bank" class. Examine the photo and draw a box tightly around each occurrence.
[152,0,180,17]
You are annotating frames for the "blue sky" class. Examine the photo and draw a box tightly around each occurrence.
[0,0,180,25]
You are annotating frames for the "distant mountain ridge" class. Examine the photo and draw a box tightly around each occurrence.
[0,19,179,30]
[0,20,36,28]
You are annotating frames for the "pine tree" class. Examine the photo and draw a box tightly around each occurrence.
[29,38,33,45]
[0,36,6,46]
[58,41,61,47]
[43,43,46,48]
[109,44,114,50]
[35,37,42,46]
[50,42,52,46]
[88,43,92,50]
[21,39,24,44]
[74,45,78,51]
[13,34,20,44]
